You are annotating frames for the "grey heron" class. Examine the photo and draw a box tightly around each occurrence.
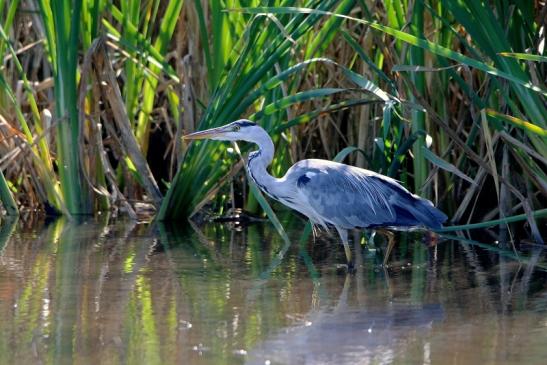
[184,119,447,269]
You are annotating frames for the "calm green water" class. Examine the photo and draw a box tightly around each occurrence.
[0,217,546,365]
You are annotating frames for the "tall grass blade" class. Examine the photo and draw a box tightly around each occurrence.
[304,0,355,58]
[134,0,184,153]
[236,7,547,96]
[251,88,348,119]
[439,209,547,232]
[422,146,475,185]
[0,169,17,216]
[498,53,547,62]
[272,99,380,133]
[486,109,547,138]
[36,0,90,215]
[409,1,428,194]
[249,182,291,244]
[442,0,547,152]
[481,110,500,199]
[333,146,367,163]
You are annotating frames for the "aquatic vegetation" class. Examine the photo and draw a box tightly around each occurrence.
[0,1,543,243]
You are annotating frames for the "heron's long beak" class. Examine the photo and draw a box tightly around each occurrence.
[182,126,226,140]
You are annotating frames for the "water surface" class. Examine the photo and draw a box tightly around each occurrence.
[0,217,546,364]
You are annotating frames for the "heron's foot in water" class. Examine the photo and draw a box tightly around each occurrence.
[336,261,356,274]
[369,229,396,266]
[423,231,441,247]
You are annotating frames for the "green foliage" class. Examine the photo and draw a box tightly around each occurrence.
[36,0,90,215]
[159,0,352,220]
[0,1,543,243]
[0,169,17,215]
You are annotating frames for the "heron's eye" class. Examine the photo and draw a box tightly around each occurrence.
[232,125,240,132]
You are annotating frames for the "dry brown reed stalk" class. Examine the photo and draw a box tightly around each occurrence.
[90,38,163,209]
[78,40,135,218]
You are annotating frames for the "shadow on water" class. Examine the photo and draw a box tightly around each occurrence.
[0,216,546,364]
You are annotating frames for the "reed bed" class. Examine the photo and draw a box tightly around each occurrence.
[0,1,544,243]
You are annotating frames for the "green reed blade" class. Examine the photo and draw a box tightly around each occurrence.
[422,146,475,185]
[442,0,547,148]
[439,208,547,232]
[193,0,214,88]
[133,0,184,153]
[388,131,425,178]
[159,0,342,220]
[304,0,355,58]
[273,99,379,133]
[251,88,347,119]
[333,146,367,163]
[486,110,547,138]
[236,7,547,96]
[249,182,291,244]
[498,53,547,63]
[341,30,398,93]
[47,0,90,215]
[0,169,18,216]
[408,0,428,194]
[0,0,19,59]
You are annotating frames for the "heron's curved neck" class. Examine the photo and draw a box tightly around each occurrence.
[246,129,281,197]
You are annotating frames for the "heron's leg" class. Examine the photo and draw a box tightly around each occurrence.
[379,229,396,265]
[335,227,353,271]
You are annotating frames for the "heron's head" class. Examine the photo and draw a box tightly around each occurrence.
[183,119,261,142]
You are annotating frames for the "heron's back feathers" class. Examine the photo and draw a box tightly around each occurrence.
[288,159,447,230]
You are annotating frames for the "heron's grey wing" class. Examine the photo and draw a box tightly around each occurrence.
[293,162,396,229]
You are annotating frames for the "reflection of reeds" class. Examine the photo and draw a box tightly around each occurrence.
[2,220,545,364]
[0,220,545,364]
[0,215,17,251]
[0,2,543,243]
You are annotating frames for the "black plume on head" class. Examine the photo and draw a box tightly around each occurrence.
[235,120,256,127]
